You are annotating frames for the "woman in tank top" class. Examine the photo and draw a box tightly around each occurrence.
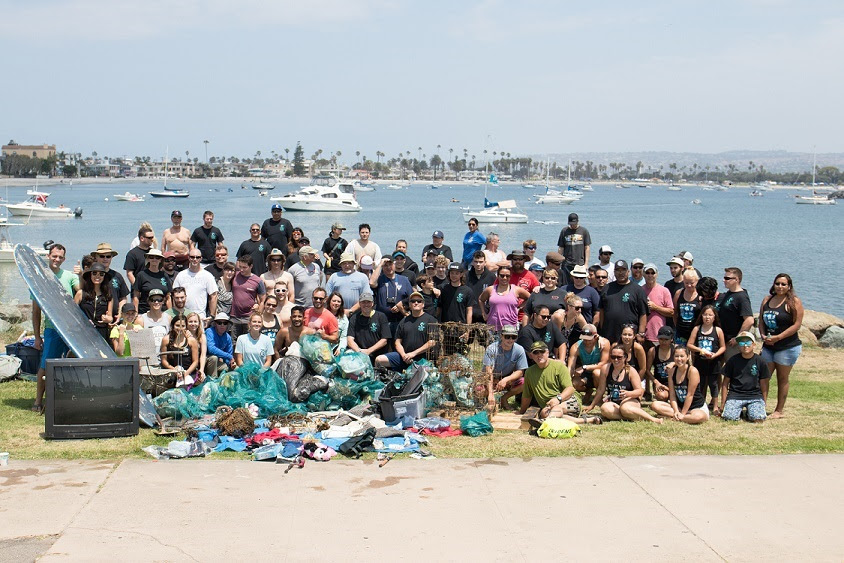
[74,264,117,342]
[646,326,676,402]
[160,313,199,388]
[651,346,709,424]
[260,295,282,341]
[673,269,701,345]
[185,312,208,384]
[557,293,587,351]
[583,344,662,423]
[567,325,609,405]
[759,273,804,419]
[616,324,647,374]
[687,305,726,413]
[479,266,531,331]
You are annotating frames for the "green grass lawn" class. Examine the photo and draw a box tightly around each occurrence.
[1,348,842,460]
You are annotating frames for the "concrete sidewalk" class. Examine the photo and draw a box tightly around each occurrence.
[1,455,842,562]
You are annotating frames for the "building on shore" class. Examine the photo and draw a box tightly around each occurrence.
[1,143,56,159]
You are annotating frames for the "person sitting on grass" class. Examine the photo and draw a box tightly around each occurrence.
[645,325,675,402]
[483,325,528,410]
[583,344,662,424]
[719,331,771,423]
[650,346,709,424]
[520,341,602,425]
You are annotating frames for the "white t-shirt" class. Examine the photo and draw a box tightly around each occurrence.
[174,268,218,314]
[348,239,382,264]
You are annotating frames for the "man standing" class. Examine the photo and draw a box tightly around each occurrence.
[484,325,529,410]
[325,252,370,312]
[564,264,601,325]
[461,218,486,268]
[664,257,685,321]
[422,230,453,262]
[261,204,295,255]
[716,267,754,361]
[517,305,565,364]
[394,240,419,274]
[237,223,271,276]
[124,225,154,286]
[544,251,564,281]
[31,244,79,412]
[304,287,339,343]
[391,250,416,286]
[556,212,591,284]
[347,291,392,363]
[348,223,382,264]
[230,255,266,339]
[642,263,674,351]
[161,210,191,270]
[205,246,229,280]
[174,249,218,318]
[320,222,348,277]
[369,254,413,336]
[375,292,438,371]
[466,251,496,326]
[288,246,323,308]
[630,258,646,286]
[190,210,224,265]
[507,250,539,293]
[594,245,615,282]
[600,260,648,345]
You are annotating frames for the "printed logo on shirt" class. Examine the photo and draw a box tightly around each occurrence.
[622,292,630,303]
[112,279,119,289]
[211,232,217,240]
[258,244,265,252]
[750,363,758,377]
[160,278,167,286]
[679,303,696,321]
[544,332,551,343]
[417,321,426,332]
[370,322,378,333]
[762,310,778,330]
[456,293,464,303]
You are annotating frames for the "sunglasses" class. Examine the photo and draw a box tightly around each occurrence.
[724,276,736,281]
[275,287,288,293]
[502,335,517,340]
[611,355,625,360]
[250,229,260,232]
[774,282,789,287]
[570,305,582,310]
[497,273,509,278]
[164,258,176,262]
[409,300,424,304]
[595,275,608,280]
[269,258,283,262]
[149,298,164,303]
[312,297,325,301]
[526,246,536,250]
[737,340,753,347]
[632,265,643,269]
[215,321,230,326]
[538,314,551,320]
[530,348,548,354]
[90,271,105,277]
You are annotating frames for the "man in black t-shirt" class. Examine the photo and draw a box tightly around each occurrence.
[715,267,754,361]
[260,204,295,254]
[556,213,591,284]
[440,263,473,323]
[720,331,771,422]
[237,224,271,276]
[205,245,229,280]
[190,210,225,264]
[124,225,154,286]
[346,292,392,362]
[421,230,454,262]
[320,222,348,277]
[663,257,685,327]
[375,292,437,371]
[517,305,565,364]
[466,251,496,324]
[600,260,648,345]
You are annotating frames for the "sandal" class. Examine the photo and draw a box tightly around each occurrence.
[31,403,43,414]
[580,414,603,425]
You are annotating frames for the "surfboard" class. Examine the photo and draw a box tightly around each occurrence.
[14,244,158,427]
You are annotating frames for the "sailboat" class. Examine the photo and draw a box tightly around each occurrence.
[149,148,190,198]
[534,159,582,205]
[462,170,528,223]
[796,151,836,205]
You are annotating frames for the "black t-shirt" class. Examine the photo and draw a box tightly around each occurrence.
[440,284,472,323]
[525,287,567,317]
[394,267,416,286]
[260,217,295,254]
[108,269,130,301]
[123,246,148,278]
[421,291,439,318]
[205,262,224,280]
[716,289,753,340]
[237,238,271,276]
[518,323,565,365]
[422,243,453,262]
[320,235,348,275]
[191,226,224,263]
[348,310,392,352]
[396,312,438,356]
[404,258,420,274]
[467,268,496,322]
[723,353,771,400]
[133,268,172,314]
[663,279,683,327]
[556,226,591,265]
[601,281,648,344]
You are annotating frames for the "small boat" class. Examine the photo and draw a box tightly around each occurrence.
[113,191,145,202]
[270,174,362,212]
[533,220,560,225]
[4,192,80,218]
[252,182,275,190]
[463,203,529,223]
[667,186,683,192]
[637,183,651,189]
[149,147,189,198]
[691,199,702,205]
[716,185,730,192]
[0,218,49,262]
[579,183,593,191]
[795,195,836,205]
[258,190,269,197]
[749,190,764,197]
[430,183,441,189]
[702,187,715,191]
[385,184,403,190]
[522,183,536,189]
[354,183,375,192]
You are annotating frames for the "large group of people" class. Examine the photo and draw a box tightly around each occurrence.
[28,206,804,427]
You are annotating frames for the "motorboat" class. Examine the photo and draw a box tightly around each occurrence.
[3,191,80,218]
[385,184,403,190]
[270,175,362,212]
[0,218,49,262]
[749,190,764,197]
[795,195,836,205]
[691,199,702,205]
[667,186,683,192]
[522,183,536,189]
[462,201,528,223]
[113,191,145,202]
[716,185,730,192]
[252,182,275,190]
[353,180,375,192]
[430,183,441,189]
[534,188,581,205]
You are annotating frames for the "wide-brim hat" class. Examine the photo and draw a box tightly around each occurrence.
[94,242,118,257]
[145,248,164,259]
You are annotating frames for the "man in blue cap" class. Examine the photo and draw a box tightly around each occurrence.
[260,204,295,255]
[422,230,453,262]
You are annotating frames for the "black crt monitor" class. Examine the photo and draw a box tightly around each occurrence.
[44,358,140,439]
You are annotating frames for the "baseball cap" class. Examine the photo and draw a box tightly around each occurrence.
[736,331,756,344]
[121,302,136,313]
[171,210,182,217]
[580,324,598,339]
[599,245,613,255]
[568,213,579,222]
[500,325,519,336]
[359,291,374,302]
[448,262,463,272]
[298,246,317,256]
[643,263,658,274]
[679,251,694,261]
[409,291,424,301]
[657,326,674,339]
[271,203,283,211]
[331,222,346,230]
[360,256,374,270]
[631,258,645,267]
[529,263,545,272]
[570,264,588,278]
[424,259,435,269]
[148,289,164,298]
[614,259,629,270]
[432,230,444,239]
[391,251,407,259]
[162,251,176,259]
[530,341,549,352]
[666,257,685,267]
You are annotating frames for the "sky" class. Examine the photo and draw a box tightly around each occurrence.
[1,0,842,162]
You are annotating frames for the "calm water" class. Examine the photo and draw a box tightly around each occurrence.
[1,181,841,317]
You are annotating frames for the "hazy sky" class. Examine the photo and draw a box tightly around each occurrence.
[1,0,842,161]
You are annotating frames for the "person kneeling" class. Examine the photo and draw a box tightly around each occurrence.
[520,341,601,425]
[719,331,771,422]
[650,346,709,424]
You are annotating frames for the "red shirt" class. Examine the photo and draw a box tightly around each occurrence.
[506,269,539,322]
[304,308,339,335]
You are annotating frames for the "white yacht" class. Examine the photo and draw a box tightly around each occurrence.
[113,191,145,202]
[795,195,836,205]
[0,219,49,262]
[462,198,528,223]
[4,192,80,218]
[271,175,362,212]
[534,189,581,205]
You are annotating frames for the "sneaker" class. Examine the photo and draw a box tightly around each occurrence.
[527,417,543,430]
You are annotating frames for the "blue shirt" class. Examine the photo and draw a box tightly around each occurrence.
[462,231,487,263]
[205,326,234,362]
[375,273,413,322]
[326,271,370,309]
[483,342,529,377]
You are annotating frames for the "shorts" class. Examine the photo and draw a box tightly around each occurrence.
[494,374,524,388]
[39,328,69,370]
[722,398,766,421]
[382,352,408,371]
[696,402,711,420]
[760,344,802,367]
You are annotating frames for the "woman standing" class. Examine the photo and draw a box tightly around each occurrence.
[74,262,117,341]
[687,305,726,413]
[287,227,304,256]
[216,262,236,315]
[759,273,804,419]
[160,314,199,388]
[461,218,486,268]
[185,312,208,384]
[327,291,348,357]
[525,268,567,319]
[478,266,531,331]
[651,347,709,424]
[583,344,662,423]
[673,269,701,345]
[261,249,295,304]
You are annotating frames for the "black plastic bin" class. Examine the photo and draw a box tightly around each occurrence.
[5,343,41,375]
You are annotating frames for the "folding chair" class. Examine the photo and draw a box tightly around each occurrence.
[127,329,187,396]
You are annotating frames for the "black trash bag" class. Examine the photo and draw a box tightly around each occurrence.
[276,355,328,403]
[338,427,376,458]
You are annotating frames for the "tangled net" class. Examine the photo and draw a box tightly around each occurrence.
[214,406,255,438]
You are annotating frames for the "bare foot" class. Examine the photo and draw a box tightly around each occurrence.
[31,403,43,413]
[654,418,664,424]
[769,411,785,419]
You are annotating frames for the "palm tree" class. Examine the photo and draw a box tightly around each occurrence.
[284,148,290,161]
[449,148,453,163]
[418,146,422,160]
[203,140,209,163]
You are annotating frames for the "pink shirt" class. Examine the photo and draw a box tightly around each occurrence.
[487,286,519,331]
[304,308,339,335]
[231,273,266,318]
[643,283,673,342]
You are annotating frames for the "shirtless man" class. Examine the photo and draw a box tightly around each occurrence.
[273,306,314,357]
[273,281,295,328]
[161,210,191,270]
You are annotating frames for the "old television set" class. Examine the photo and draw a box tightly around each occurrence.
[44,358,140,439]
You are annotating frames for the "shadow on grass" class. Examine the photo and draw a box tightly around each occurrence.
[2,397,36,411]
